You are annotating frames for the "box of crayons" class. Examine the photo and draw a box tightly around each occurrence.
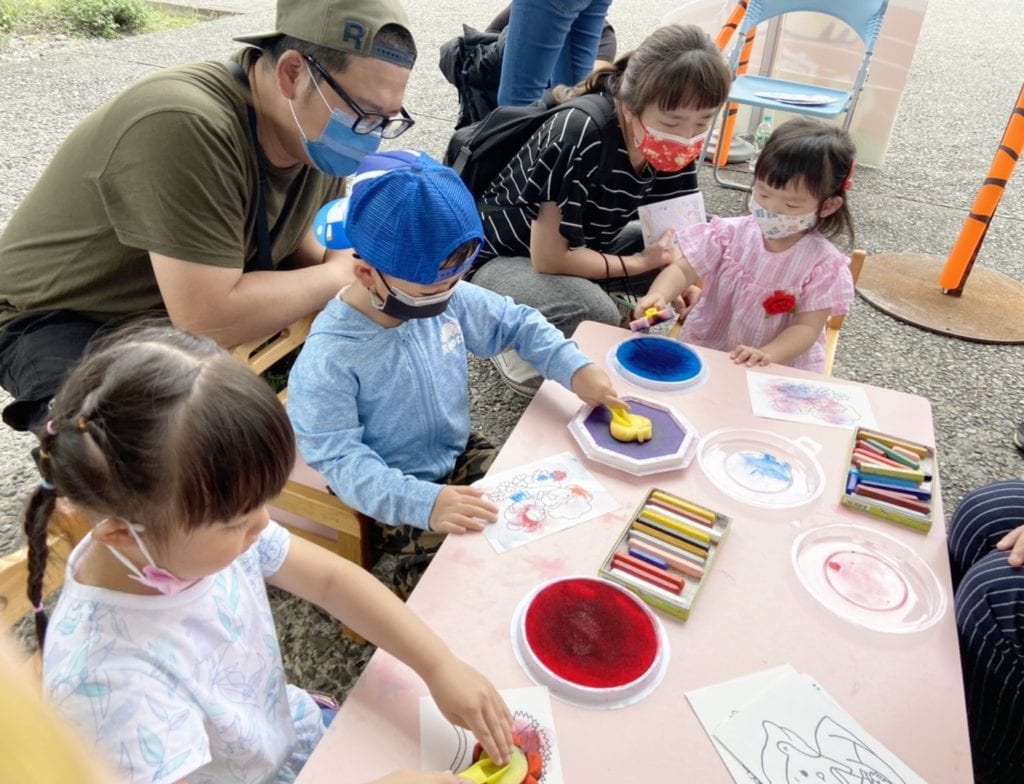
[598,488,731,620]
[840,428,935,533]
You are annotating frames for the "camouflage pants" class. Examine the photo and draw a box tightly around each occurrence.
[368,432,496,599]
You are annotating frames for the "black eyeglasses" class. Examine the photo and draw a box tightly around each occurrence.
[304,55,414,139]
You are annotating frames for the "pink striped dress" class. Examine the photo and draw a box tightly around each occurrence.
[677,216,855,373]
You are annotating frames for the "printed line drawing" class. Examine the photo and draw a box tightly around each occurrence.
[760,716,907,784]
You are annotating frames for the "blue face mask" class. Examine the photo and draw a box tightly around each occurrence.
[289,72,382,178]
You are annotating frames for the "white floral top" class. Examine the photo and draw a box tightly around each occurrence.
[43,521,324,784]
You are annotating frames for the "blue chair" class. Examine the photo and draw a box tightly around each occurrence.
[708,0,890,190]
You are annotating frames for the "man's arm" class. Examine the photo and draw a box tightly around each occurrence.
[150,251,354,348]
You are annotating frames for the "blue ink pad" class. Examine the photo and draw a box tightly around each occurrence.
[608,335,707,392]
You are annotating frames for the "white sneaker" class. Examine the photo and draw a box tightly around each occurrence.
[489,349,542,397]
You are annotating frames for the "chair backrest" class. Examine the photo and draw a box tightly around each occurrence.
[737,0,889,50]
[823,248,866,375]
[0,502,90,677]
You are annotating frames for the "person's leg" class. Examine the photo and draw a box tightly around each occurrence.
[948,480,1024,589]
[553,0,614,86]
[470,255,621,338]
[497,0,581,107]
[955,549,1024,783]
[447,432,497,486]
[0,310,106,432]
[1013,422,1024,454]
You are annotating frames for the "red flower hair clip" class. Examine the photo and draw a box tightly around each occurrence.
[842,160,855,192]
[763,290,797,316]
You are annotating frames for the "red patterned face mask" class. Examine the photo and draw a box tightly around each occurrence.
[632,117,707,172]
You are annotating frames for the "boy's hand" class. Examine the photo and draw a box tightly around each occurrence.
[730,345,772,366]
[571,364,627,410]
[996,525,1024,567]
[429,486,498,534]
[424,658,514,768]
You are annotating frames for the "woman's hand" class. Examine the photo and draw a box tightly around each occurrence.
[423,659,514,767]
[996,525,1024,567]
[632,229,679,273]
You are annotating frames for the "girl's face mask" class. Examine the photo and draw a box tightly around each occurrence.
[104,521,198,596]
[289,66,382,179]
[749,194,819,240]
[632,117,707,172]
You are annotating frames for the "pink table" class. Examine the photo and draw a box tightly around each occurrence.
[298,321,972,783]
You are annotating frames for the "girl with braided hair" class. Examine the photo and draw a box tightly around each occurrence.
[24,324,512,784]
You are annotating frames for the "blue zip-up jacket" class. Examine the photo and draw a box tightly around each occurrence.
[287,282,591,529]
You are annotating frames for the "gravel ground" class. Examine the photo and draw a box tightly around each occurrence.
[2,0,1023,701]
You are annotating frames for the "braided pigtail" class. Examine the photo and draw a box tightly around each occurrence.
[24,421,60,648]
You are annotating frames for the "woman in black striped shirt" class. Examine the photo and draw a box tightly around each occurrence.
[948,479,1024,783]
[468,24,730,391]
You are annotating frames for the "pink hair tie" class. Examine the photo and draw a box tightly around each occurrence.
[33,602,45,614]
[842,161,855,192]
[45,419,57,436]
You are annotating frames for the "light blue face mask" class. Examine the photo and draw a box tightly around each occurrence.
[289,72,382,178]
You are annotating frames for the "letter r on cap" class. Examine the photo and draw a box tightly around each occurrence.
[343,21,366,50]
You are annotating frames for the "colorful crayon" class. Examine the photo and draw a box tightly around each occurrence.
[635,517,710,556]
[645,499,724,543]
[852,450,907,470]
[611,556,684,595]
[864,438,920,469]
[628,529,706,567]
[628,537,706,578]
[640,505,713,544]
[858,430,931,458]
[649,490,717,526]
[612,551,686,590]
[854,484,930,515]
[628,547,668,570]
[857,463,931,483]
[609,566,686,602]
[857,476,932,500]
[846,468,859,494]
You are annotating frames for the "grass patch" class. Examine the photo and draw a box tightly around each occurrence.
[0,0,202,40]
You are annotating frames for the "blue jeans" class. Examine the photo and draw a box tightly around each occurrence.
[497,0,614,107]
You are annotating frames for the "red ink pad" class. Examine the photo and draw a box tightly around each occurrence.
[512,576,668,708]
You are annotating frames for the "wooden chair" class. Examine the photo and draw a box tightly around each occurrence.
[0,501,90,677]
[231,317,372,570]
[823,248,866,376]
[668,248,865,376]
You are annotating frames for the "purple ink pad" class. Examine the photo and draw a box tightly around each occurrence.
[569,396,696,476]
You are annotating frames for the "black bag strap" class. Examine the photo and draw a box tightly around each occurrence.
[227,60,273,273]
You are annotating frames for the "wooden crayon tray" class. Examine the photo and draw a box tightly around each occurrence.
[598,488,731,620]
[839,428,935,533]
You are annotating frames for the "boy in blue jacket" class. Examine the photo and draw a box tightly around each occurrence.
[287,151,624,595]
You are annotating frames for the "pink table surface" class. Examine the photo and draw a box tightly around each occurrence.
[298,321,972,783]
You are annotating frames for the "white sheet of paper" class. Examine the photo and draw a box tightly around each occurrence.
[638,192,707,246]
[419,685,564,783]
[686,665,798,782]
[477,451,619,553]
[712,670,925,784]
[746,371,879,431]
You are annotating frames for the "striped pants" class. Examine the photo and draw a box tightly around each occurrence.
[948,479,1024,784]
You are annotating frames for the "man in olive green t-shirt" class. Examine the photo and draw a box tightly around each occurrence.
[0,0,417,431]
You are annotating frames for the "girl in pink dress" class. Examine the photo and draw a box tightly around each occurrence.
[635,118,856,373]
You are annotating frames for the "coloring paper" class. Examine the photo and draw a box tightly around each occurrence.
[638,192,707,246]
[477,452,619,553]
[419,685,564,783]
[746,372,878,430]
[686,665,799,782]
[710,669,925,784]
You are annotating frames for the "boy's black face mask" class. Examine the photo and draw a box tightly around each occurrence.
[369,274,458,320]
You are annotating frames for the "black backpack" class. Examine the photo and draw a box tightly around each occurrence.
[444,91,621,200]
[438,24,505,130]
